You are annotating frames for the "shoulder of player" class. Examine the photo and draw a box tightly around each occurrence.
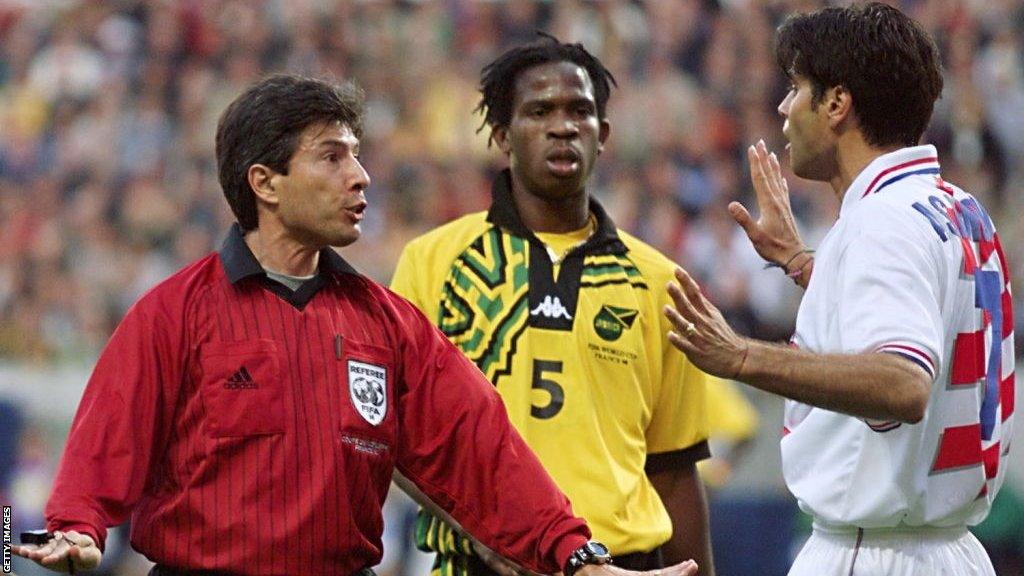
[616,230,679,284]
[355,277,437,331]
[399,211,490,262]
[131,252,222,313]
[845,186,948,242]
[115,252,223,336]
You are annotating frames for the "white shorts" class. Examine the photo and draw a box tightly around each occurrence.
[788,524,995,576]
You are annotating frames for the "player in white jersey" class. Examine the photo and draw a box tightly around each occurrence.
[662,3,1014,575]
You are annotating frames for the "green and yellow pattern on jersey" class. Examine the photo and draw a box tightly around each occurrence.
[391,172,709,576]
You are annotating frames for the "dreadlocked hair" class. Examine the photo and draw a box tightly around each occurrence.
[476,32,617,147]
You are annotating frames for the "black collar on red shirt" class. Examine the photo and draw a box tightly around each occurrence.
[218,223,359,309]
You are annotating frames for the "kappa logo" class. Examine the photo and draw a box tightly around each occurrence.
[593,305,639,341]
[530,295,572,320]
[224,366,258,389]
[348,360,387,426]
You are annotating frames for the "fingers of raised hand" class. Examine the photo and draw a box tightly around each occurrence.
[727,200,755,234]
[758,140,779,184]
[666,283,698,329]
[664,305,693,344]
[673,267,710,313]
[747,143,773,205]
[664,307,701,359]
[767,150,788,192]
[749,139,790,206]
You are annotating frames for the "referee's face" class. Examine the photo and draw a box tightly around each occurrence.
[496,61,610,201]
[270,121,370,248]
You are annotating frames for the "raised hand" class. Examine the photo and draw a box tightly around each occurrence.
[664,267,750,380]
[730,140,807,267]
[11,530,102,573]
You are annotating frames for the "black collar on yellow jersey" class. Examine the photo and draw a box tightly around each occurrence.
[485,169,629,330]
[485,169,628,257]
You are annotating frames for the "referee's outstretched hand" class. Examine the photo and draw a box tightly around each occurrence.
[576,560,699,576]
[11,530,102,574]
[731,140,807,267]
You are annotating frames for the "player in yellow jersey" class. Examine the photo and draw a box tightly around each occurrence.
[391,35,714,576]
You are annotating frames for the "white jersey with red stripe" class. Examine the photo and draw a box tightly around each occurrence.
[782,145,1015,529]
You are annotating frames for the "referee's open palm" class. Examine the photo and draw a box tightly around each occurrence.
[11,530,102,574]
[580,560,699,576]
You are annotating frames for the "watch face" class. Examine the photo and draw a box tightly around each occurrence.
[584,541,610,558]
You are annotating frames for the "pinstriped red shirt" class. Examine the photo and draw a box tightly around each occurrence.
[45,225,589,575]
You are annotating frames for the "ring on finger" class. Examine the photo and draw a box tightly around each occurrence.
[684,322,698,337]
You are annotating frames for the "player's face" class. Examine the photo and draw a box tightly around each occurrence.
[495,61,610,201]
[779,75,834,181]
[271,121,370,248]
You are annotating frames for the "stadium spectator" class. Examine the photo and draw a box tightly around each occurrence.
[0,1,1021,573]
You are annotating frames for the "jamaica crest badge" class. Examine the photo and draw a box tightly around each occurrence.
[594,305,639,341]
[348,360,387,425]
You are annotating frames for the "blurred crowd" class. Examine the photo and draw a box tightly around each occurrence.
[1,1,1023,574]
[1,0,1022,365]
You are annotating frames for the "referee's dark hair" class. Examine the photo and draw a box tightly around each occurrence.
[477,33,617,147]
[216,74,365,231]
[775,2,943,149]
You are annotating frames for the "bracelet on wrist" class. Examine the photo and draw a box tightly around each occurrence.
[786,254,814,285]
[763,247,814,272]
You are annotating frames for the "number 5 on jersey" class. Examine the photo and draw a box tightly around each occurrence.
[532,360,564,419]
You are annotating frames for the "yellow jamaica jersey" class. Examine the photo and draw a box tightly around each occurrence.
[390,170,710,568]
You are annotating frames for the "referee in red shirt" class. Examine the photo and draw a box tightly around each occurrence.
[11,76,698,576]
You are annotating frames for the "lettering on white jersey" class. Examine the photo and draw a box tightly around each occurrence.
[530,295,573,320]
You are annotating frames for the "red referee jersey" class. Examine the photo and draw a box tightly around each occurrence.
[45,225,589,575]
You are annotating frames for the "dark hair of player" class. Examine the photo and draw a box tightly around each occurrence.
[775,2,943,148]
[476,33,617,147]
[215,74,365,231]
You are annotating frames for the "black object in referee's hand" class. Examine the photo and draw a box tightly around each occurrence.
[19,530,78,574]
[20,529,54,545]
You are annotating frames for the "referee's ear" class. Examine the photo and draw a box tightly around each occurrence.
[248,163,281,207]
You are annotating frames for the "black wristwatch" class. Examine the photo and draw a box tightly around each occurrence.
[564,540,612,576]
